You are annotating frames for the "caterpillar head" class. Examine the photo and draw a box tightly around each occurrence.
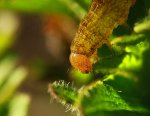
[70,53,92,73]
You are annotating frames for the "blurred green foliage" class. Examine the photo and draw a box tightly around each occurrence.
[0,32,29,116]
[0,53,30,115]
[0,0,90,20]
[0,4,29,116]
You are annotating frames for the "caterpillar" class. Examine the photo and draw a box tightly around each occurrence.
[70,0,136,73]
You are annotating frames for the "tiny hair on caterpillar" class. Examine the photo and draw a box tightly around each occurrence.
[70,0,136,73]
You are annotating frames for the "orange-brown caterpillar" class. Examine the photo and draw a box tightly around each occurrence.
[70,0,136,73]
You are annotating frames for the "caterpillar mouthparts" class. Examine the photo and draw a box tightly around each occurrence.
[70,53,92,73]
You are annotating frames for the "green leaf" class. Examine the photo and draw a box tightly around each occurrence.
[48,80,78,105]
[0,67,27,105]
[80,81,149,116]
[69,69,93,85]
[8,94,30,116]
[0,0,70,14]
[58,0,87,20]
[127,0,148,27]
[0,56,17,86]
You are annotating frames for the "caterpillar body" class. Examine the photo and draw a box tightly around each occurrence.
[70,0,136,73]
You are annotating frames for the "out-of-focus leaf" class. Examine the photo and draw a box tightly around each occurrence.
[58,0,87,20]
[80,81,149,116]
[134,16,150,33]
[0,56,17,86]
[75,0,91,10]
[0,11,19,55]
[8,94,30,116]
[127,0,148,27]
[0,0,71,14]
[0,67,27,105]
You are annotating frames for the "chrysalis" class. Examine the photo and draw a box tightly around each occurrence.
[70,0,136,73]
